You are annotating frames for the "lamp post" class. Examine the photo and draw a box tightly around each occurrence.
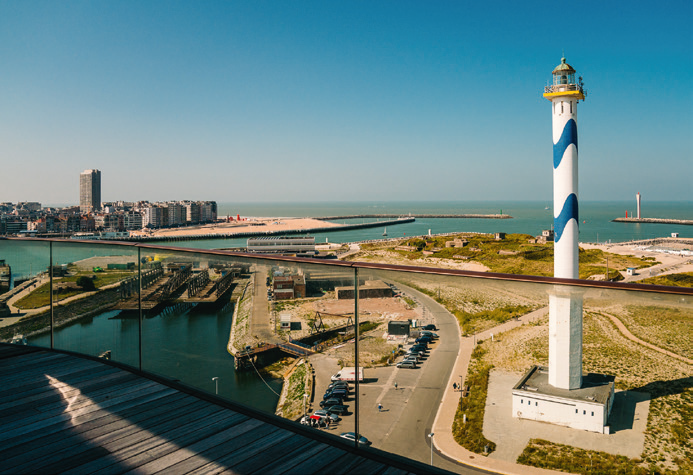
[303,393,308,418]
[428,432,434,466]
[212,377,219,395]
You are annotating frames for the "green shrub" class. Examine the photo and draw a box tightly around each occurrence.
[76,276,96,291]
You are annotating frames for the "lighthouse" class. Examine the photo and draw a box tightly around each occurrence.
[544,57,585,390]
[512,59,613,433]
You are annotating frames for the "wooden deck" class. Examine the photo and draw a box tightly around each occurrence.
[0,343,452,474]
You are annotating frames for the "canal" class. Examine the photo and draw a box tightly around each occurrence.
[29,299,282,413]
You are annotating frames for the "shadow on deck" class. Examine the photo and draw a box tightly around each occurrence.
[0,343,455,474]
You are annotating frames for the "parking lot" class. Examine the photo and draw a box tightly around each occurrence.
[307,285,463,470]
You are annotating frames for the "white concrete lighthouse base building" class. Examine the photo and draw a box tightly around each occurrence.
[512,366,615,434]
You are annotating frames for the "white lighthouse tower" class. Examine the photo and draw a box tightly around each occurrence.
[512,59,614,434]
[544,57,585,390]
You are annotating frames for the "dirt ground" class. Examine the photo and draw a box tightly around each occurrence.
[345,249,490,272]
[273,295,421,341]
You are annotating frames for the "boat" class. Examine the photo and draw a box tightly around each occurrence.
[382,228,387,237]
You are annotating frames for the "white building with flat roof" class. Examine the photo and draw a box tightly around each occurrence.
[512,365,615,434]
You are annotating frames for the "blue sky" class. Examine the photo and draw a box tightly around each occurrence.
[1,1,691,205]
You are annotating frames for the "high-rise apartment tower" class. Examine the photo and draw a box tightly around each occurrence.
[80,169,101,214]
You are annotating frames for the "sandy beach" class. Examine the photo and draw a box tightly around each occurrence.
[129,217,341,238]
[580,240,693,282]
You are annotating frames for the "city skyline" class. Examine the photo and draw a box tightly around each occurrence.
[1,1,691,204]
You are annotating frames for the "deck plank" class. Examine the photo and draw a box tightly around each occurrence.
[0,343,454,475]
[161,420,279,474]
[0,391,189,467]
[63,404,233,474]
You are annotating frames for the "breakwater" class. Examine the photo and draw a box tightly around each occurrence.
[317,214,512,220]
[612,218,693,226]
[123,217,415,243]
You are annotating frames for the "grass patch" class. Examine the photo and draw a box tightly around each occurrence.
[638,272,693,288]
[14,269,134,309]
[352,233,658,279]
[401,295,417,308]
[619,305,693,360]
[517,439,652,474]
[279,361,313,420]
[452,346,496,454]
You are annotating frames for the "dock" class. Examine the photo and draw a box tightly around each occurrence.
[612,217,693,226]
[0,343,454,474]
[317,214,512,220]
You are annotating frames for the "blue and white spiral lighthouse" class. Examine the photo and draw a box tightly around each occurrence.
[544,57,585,390]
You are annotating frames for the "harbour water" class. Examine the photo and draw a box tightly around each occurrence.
[28,305,283,413]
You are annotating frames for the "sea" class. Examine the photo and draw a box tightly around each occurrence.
[174,200,692,251]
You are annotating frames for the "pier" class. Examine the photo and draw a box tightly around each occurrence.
[115,266,235,311]
[612,217,693,226]
[317,214,512,220]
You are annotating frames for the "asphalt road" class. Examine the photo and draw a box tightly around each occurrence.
[310,283,493,474]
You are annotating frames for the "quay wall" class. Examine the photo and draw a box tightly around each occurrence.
[123,217,416,243]
[317,214,512,220]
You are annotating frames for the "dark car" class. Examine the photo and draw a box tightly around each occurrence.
[423,324,437,331]
[320,398,344,408]
[324,389,348,400]
[411,344,428,351]
[407,348,426,357]
[416,337,432,344]
[420,331,438,338]
[327,404,350,415]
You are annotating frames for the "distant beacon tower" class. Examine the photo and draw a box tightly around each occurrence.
[543,57,585,389]
[637,192,641,219]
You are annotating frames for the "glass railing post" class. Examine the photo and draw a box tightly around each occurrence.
[49,241,54,350]
[354,266,359,449]
[138,246,142,371]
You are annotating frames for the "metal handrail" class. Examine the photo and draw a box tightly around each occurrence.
[2,237,692,296]
[544,84,583,94]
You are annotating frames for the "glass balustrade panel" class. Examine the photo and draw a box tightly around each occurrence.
[352,266,692,469]
[0,239,50,347]
[30,240,140,367]
[136,249,359,423]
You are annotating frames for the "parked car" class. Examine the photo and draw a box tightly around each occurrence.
[320,398,344,408]
[340,432,371,446]
[326,404,349,415]
[313,410,340,422]
[403,355,420,363]
[396,360,417,369]
[410,344,428,352]
[407,349,425,358]
[328,381,350,391]
[423,324,437,331]
[420,331,438,338]
[415,337,432,344]
[324,389,348,400]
